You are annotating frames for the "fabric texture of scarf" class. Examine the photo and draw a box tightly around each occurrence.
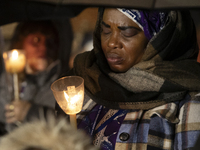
[73,8,200,110]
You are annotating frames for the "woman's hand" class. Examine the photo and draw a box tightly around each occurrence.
[5,100,31,124]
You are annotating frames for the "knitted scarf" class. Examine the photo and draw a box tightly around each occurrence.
[73,9,200,110]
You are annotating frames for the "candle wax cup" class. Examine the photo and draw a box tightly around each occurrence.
[5,54,26,73]
[51,76,84,116]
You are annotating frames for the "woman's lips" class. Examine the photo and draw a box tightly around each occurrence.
[106,53,124,65]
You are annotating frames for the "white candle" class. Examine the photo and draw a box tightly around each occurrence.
[70,114,77,129]
[51,76,84,130]
[63,89,84,129]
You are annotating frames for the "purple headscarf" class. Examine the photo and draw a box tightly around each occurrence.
[117,8,169,40]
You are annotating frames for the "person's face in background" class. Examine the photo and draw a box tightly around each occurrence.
[101,8,149,73]
[23,32,48,74]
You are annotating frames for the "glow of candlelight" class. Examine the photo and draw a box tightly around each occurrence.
[3,49,26,73]
[12,50,19,60]
[63,91,83,114]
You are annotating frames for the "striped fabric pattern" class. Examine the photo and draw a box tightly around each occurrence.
[77,94,200,150]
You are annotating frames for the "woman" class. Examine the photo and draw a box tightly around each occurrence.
[1,20,73,131]
[2,20,60,126]
[57,8,200,149]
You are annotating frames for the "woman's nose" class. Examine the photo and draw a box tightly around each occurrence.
[36,39,47,52]
[38,42,46,52]
[107,33,121,49]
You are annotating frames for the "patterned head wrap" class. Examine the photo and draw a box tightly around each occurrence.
[117,8,169,40]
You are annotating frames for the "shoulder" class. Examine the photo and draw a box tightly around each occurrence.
[74,50,94,62]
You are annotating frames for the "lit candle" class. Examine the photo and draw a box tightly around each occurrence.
[63,89,84,129]
[51,76,84,129]
[63,90,84,114]
[3,49,26,74]
[3,49,26,100]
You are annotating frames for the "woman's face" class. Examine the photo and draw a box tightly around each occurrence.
[23,32,48,73]
[101,8,149,73]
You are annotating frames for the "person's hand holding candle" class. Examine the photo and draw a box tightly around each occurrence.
[4,100,31,124]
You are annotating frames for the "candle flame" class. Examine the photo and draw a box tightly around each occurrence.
[71,94,81,104]
[64,91,69,102]
[62,90,84,114]
[63,91,81,104]
[12,50,19,60]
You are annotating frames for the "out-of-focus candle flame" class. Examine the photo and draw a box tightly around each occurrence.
[12,50,19,60]
[3,49,26,73]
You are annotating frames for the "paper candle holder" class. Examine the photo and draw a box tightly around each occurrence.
[51,76,84,115]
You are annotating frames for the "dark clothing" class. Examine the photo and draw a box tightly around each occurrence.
[57,10,200,150]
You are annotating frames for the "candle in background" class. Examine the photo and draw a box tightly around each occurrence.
[3,49,26,74]
[3,49,26,100]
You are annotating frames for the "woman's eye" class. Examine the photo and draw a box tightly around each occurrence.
[101,26,111,34]
[122,29,137,37]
